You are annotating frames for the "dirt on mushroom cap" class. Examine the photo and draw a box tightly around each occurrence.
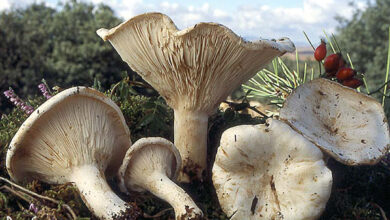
[212,119,332,220]
[279,78,390,166]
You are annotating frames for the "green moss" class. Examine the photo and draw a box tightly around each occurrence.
[118,95,173,141]
[320,158,390,219]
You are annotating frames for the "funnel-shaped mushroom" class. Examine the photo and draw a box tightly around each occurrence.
[118,137,203,219]
[97,12,295,181]
[212,119,332,219]
[6,87,138,219]
[279,78,390,165]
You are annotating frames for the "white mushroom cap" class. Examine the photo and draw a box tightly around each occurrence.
[212,119,332,220]
[118,137,181,192]
[97,12,295,181]
[118,137,203,219]
[279,78,390,165]
[6,86,130,182]
[6,87,135,219]
[97,12,295,115]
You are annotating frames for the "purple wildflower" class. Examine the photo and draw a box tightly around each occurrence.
[38,83,52,99]
[3,89,13,98]
[3,88,34,115]
[29,203,39,214]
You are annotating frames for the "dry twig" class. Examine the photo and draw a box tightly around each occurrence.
[0,177,77,219]
[371,202,388,220]
[143,208,173,218]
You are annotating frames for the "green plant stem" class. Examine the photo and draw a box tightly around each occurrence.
[382,27,390,106]
[332,33,342,54]
[110,78,153,98]
[296,50,300,78]
[367,79,390,95]
[346,53,354,68]
[323,30,336,53]
[268,81,293,91]
[272,59,279,85]
[311,68,314,80]
[318,62,322,77]
[303,31,316,51]
[41,79,53,94]
[346,53,369,93]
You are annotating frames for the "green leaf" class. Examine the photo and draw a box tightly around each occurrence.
[138,114,155,127]
[143,101,157,109]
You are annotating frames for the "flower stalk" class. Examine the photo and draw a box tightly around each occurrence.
[3,88,34,114]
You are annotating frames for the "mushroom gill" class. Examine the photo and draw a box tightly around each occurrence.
[97,12,295,181]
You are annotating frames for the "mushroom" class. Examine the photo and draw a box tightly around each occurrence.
[6,87,138,219]
[279,78,390,165]
[118,137,204,219]
[97,12,296,181]
[212,119,332,220]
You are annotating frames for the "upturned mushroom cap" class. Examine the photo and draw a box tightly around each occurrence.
[279,78,390,165]
[97,12,295,115]
[119,137,203,219]
[118,137,181,192]
[5,87,136,219]
[6,87,130,183]
[212,119,332,220]
[97,12,295,181]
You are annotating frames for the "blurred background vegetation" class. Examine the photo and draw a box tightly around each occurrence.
[1,0,390,114]
[0,0,139,113]
[336,0,390,92]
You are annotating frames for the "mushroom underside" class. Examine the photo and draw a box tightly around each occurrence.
[6,87,133,219]
[97,12,296,181]
[118,137,204,219]
[7,94,130,183]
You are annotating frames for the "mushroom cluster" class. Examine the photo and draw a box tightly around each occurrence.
[6,87,203,219]
[8,11,386,220]
[6,11,295,219]
[97,12,295,182]
[212,78,390,219]
[6,87,136,219]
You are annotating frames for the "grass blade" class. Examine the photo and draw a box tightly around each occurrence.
[296,49,300,78]
[382,27,390,106]
[323,30,336,53]
[303,31,315,51]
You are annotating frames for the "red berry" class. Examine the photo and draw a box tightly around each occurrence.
[324,53,341,76]
[342,78,362,88]
[314,41,327,61]
[336,67,356,81]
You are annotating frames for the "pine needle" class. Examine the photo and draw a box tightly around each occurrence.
[382,27,390,106]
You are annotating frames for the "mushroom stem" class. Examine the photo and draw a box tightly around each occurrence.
[70,165,129,219]
[174,110,208,182]
[145,171,203,219]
